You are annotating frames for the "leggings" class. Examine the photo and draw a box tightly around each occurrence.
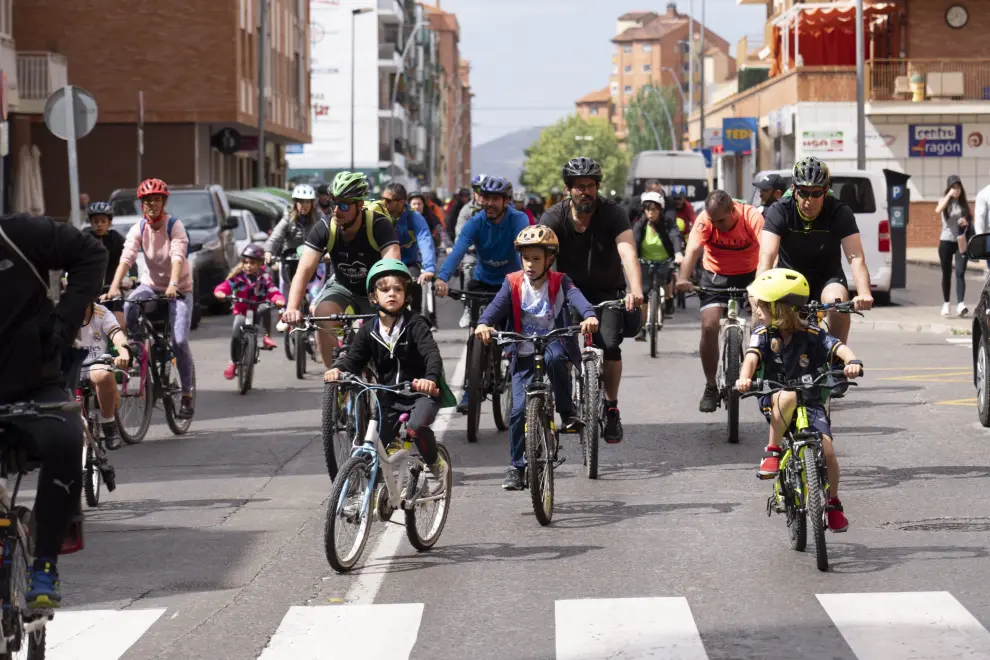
[938,240,968,304]
[124,285,195,393]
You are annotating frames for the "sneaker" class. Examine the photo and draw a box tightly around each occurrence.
[177,395,195,419]
[26,559,61,609]
[603,407,623,444]
[758,445,782,479]
[634,329,646,342]
[699,383,720,413]
[561,411,585,434]
[101,421,122,451]
[502,466,524,491]
[664,298,675,316]
[458,306,471,329]
[455,391,469,415]
[941,302,950,317]
[276,319,288,332]
[262,335,277,350]
[223,362,237,380]
[826,497,849,532]
[957,302,969,317]
[427,458,448,495]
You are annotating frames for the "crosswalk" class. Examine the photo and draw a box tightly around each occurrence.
[42,591,990,659]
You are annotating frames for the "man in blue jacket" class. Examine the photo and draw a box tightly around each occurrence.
[435,176,532,412]
[381,183,436,318]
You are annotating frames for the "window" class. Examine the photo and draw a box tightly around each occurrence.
[590,108,599,116]
[624,65,632,73]
[624,85,632,95]
[610,82,618,96]
[643,64,651,73]
[622,45,632,53]
[829,177,876,213]
[612,64,618,75]
[642,43,652,53]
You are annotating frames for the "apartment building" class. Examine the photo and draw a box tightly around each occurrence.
[690,0,990,246]
[13,0,310,216]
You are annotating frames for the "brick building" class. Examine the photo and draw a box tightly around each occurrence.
[12,0,310,217]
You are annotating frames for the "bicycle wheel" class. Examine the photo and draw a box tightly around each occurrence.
[466,337,484,443]
[492,352,510,431]
[118,345,154,444]
[725,325,743,444]
[525,397,554,525]
[405,443,453,551]
[322,383,359,480]
[83,442,101,508]
[284,326,295,360]
[803,446,829,572]
[787,500,807,552]
[238,333,256,395]
[0,534,46,660]
[164,359,195,435]
[648,288,659,358]
[581,357,601,480]
[295,330,307,379]
[324,455,374,572]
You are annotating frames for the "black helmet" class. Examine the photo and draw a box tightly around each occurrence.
[562,157,603,187]
[792,157,831,188]
[87,201,113,218]
[316,183,330,196]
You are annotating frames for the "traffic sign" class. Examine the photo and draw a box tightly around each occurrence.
[212,128,242,155]
[43,86,98,140]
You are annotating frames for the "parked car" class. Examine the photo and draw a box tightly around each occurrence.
[227,190,285,233]
[965,234,990,426]
[230,209,269,255]
[751,169,892,305]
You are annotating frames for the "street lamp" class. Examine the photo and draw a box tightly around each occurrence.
[388,20,427,183]
[350,7,374,171]
[575,135,593,156]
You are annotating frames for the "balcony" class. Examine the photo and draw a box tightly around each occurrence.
[867,59,990,112]
[378,42,401,72]
[0,37,18,111]
[377,0,403,25]
[17,51,67,114]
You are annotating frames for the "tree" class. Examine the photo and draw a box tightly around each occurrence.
[520,114,629,197]
[624,84,680,156]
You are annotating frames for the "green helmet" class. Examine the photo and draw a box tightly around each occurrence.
[331,171,370,200]
[366,258,411,292]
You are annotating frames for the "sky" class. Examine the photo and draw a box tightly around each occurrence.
[432,0,767,145]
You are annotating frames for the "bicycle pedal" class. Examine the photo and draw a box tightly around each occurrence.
[553,456,566,468]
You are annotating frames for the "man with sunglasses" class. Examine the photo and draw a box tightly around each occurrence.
[758,157,873,346]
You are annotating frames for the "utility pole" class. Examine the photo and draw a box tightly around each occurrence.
[257,0,267,187]
[688,0,694,123]
[699,0,706,150]
[855,0,866,169]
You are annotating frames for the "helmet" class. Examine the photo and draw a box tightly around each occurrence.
[512,189,526,203]
[640,191,664,208]
[241,244,265,261]
[479,176,513,198]
[408,190,426,203]
[330,171,370,200]
[471,174,488,191]
[792,157,831,188]
[137,178,169,199]
[514,225,559,255]
[747,268,810,308]
[562,157,603,186]
[316,183,330,196]
[365,258,411,292]
[87,201,113,218]
[292,184,316,200]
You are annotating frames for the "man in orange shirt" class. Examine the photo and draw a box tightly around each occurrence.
[676,190,764,413]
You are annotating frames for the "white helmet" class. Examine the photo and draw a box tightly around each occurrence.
[641,191,665,208]
[292,184,316,201]
[512,189,526,203]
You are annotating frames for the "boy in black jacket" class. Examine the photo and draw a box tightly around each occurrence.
[325,258,454,487]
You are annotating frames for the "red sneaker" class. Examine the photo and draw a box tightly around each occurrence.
[758,445,782,480]
[262,335,277,350]
[223,363,237,380]
[826,497,849,532]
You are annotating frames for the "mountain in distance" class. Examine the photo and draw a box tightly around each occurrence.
[471,127,544,189]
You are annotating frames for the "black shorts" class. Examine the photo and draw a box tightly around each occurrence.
[699,270,756,311]
[807,271,848,303]
[578,289,642,362]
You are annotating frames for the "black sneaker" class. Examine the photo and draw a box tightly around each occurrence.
[502,467,524,491]
[101,421,122,451]
[603,408,623,444]
[699,383,720,413]
[664,298,675,316]
[561,412,585,434]
[177,395,195,419]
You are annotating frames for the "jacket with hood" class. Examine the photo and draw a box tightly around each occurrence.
[265,209,324,256]
[631,212,684,259]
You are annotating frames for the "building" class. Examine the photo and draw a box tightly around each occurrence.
[689,0,990,246]
[13,0,311,217]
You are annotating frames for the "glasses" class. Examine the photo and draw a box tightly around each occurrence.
[375,284,405,295]
[571,183,598,194]
[334,200,356,211]
[796,187,827,199]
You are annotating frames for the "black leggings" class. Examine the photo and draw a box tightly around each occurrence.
[380,395,441,465]
[938,240,968,304]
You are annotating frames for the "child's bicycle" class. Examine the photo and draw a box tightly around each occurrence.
[739,367,859,573]
[324,376,452,572]
[75,355,120,507]
[227,297,277,395]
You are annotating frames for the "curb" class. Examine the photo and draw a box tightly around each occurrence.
[906,258,988,275]
[853,317,972,336]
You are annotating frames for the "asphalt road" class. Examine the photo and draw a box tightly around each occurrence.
[36,292,990,660]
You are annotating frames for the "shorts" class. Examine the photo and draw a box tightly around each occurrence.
[312,279,374,314]
[806,271,848,303]
[579,289,642,362]
[759,396,832,438]
[699,270,756,311]
[642,261,674,295]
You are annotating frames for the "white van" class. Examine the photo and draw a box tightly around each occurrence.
[751,169,892,304]
[627,150,709,202]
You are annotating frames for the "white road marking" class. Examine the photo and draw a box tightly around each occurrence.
[47,608,166,660]
[946,337,971,345]
[257,603,423,659]
[817,592,990,659]
[555,597,710,659]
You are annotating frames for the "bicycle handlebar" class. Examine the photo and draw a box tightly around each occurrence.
[288,313,376,334]
[446,289,497,301]
[803,300,864,316]
[328,374,430,398]
[593,299,626,310]
[693,286,749,296]
[0,400,81,421]
[738,367,862,398]
[493,326,583,346]
[228,297,277,307]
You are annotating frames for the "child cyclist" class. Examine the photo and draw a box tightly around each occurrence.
[735,268,863,532]
[214,245,285,380]
[74,300,132,450]
[324,259,456,490]
[474,226,599,491]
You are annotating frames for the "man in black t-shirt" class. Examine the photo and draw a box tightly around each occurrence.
[541,157,643,444]
[758,157,873,344]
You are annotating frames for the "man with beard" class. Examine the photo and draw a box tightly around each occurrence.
[316,184,332,214]
[540,157,644,443]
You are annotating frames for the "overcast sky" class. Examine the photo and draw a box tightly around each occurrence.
[433,0,766,145]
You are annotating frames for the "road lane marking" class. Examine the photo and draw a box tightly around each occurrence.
[817,592,990,660]
[936,397,978,406]
[257,604,423,659]
[47,608,166,659]
[869,366,968,371]
[946,338,971,345]
[878,371,970,383]
[555,597,709,660]
[342,344,467,605]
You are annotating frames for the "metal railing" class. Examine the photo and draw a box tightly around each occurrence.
[868,58,990,102]
[17,51,66,101]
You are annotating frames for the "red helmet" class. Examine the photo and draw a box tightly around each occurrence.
[137,178,169,199]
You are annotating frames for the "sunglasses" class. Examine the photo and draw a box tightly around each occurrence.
[334,200,357,211]
[796,188,827,199]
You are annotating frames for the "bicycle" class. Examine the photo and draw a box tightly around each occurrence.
[324,377,452,572]
[100,297,154,445]
[227,297,277,395]
[276,248,327,363]
[75,355,120,508]
[0,399,86,659]
[739,367,858,572]
[694,286,750,444]
[639,259,675,358]
[447,289,508,442]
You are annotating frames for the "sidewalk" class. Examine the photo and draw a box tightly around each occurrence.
[906,247,988,274]
[853,302,974,335]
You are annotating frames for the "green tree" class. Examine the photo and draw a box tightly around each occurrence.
[624,84,680,155]
[520,114,629,197]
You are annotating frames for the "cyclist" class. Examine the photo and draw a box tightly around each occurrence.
[214,245,286,380]
[475,226,598,490]
[455,174,488,239]
[74,300,132,450]
[435,176,531,412]
[106,178,195,419]
[380,183,437,315]
[540,157,643,443]
[632,191,683,340]
[526,194,545,221]
[676,190,764,413]
[736,268,863,533]
[758,157,873,346]
[512,189,536,224]
[281,171,400,366]
[0,213,106,609]
[753,173,787,215]
[547,186,564,208]
[668,189,697,238]
[444,187,471,245]
[264,183,325,296]
[316,183,333,214]
[83,201,127,325]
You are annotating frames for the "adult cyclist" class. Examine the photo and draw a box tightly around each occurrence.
[540,157,644,443]
[281,171,400,366]
[316,183,333,214]
[83,201,127,325]
[380,183,437,315]
[676,190,764,413]
[435,176,531,412]
[455,174,488,239]
[264,184,326,300]
[758,157,873,346]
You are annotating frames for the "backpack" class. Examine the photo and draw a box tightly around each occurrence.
[139,216,189,257]
[324,203,383,254]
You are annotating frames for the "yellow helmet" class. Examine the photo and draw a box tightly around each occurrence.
[514,225,559,255]
[747,268,810,307]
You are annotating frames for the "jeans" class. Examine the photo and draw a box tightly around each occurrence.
[124,284,195,393]
[508,341,574,467]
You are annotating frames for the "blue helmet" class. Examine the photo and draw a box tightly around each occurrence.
[87,201,113,218]
[479,176,513,198]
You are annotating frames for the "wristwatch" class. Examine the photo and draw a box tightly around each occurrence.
[169,280,179,287]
